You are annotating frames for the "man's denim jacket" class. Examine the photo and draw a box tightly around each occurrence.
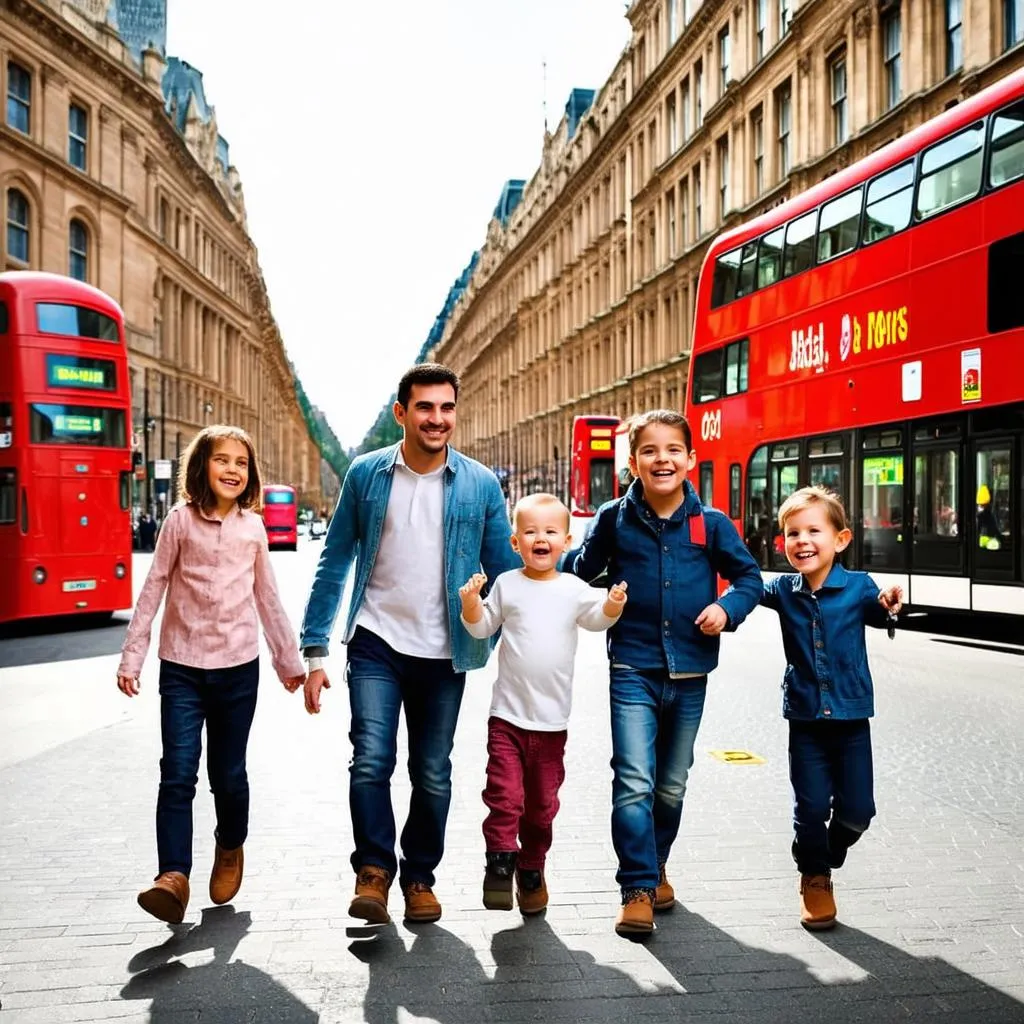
[761,564,888,721]
[299,443,517,672]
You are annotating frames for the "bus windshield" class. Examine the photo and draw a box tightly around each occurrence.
[264,490,295,504]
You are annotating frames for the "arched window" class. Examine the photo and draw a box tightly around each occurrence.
[6,189,29,263]
[69,218,89,281]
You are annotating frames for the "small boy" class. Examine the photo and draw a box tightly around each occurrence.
[761,485,902,931]
[459,492,627,915]
[569,410,763,937]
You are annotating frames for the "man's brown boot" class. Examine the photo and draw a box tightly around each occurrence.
[350,865,391,924]
[209,844,244,905]
[403,882,442,923]
[654,864,675,912]
[799,874,837,930]
[515,868,548,916]
[615,889,655,936]
[138,871,190,924]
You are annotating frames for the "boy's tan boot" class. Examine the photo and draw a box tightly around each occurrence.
[654,864,675,912]
[403,882,442,923]
[209,844,244,905]
[515,868,548,915]
[799,874,837,930]
[350,865,391,924]
[615,889,655,936]
[138,871,190,924]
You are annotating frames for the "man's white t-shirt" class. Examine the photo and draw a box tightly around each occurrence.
[461,569,618,731]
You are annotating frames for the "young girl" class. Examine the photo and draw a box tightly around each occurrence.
[117,425,305,923]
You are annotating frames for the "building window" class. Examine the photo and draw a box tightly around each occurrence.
[780,0,791,36]
[694,165,703,238]
[831,54,848,145]
[69,219,89,281]
[680,179,689,246]
[69,103,88,171]
[6,189,29,264]
[883,7,902,110]
[681,80,691,140]
[756,0,767,60]
[667,92,678,153]
[719,28,731,93]
[777,83,792,178]
[695,60,704,125]
[1007,0,1024,48]
[667,189,677,256]
[668,0,679,43]
[718,136,730,218]
[6,61,30,134]
[752,109,765,194]
[946,0,963,73]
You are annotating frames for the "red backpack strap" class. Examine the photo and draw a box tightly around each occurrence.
[689,507,706,547]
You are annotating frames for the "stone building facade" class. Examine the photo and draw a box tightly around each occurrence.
[433,0,1024,500]
[0,0,326,515]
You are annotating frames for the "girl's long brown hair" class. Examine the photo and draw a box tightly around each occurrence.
[177,425,263,512]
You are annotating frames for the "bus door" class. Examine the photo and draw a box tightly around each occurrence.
[857,425,908,575]
[767,441,800,569]
[968,408,1019,586]
[909,418,966,604]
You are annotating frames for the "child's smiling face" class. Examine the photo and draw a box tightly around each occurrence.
[783,503,852,588]
[628,422,697,500]
[207,437,250,510]
[511,500,570,579]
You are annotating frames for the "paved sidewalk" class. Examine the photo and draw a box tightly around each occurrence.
[1,577,1023,1022]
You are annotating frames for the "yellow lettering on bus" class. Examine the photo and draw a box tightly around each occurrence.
[866,305,908,351]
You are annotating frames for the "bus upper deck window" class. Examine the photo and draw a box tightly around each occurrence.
[712,248,742,308]
[783,210,816,278]
[863,160,914,245]
[989,101,1024,188]
[817,187,862,263]
[736,242,758,298]
[916,122,983,220]
[757,228,783,288]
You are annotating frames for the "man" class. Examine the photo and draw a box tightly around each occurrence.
[299,363,516,925]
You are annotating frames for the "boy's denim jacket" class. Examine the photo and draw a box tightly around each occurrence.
[761,564,888,721]
[299,443,516,672]
[569,479,762,675]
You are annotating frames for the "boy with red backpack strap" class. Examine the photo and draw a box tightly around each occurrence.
[569,410,762,937]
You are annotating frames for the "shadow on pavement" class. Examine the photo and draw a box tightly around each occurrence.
[648,904,1024,1023]
[0,612,128,668]
[120,905,318,1023]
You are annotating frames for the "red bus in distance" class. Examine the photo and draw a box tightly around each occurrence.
[570,415,619,518]
[262,484,298,550]
[688,67,1024,620]
[0,272,133,625]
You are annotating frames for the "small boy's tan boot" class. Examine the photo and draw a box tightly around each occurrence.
[138,871,190,923]
[516,868,548,915]
[654,864,675,912]
[799,874,837,930]
[209,843,244,905]
[350,865,391,924]
[615,889,655,936]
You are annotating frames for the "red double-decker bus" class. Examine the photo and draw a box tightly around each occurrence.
[569,415,619,519]
[0,272,133,625]
[689,68,1024,621]
[262,483,298,550]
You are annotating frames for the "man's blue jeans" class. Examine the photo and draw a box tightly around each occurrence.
[156,658,260,877]
[345,627,466,888]
[789,718,875,876]
[609,667,708,892]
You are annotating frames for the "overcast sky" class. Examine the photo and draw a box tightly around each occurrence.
[164,2,631,448]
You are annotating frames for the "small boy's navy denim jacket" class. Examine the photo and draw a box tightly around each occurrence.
[761,564,889,721]
[569,479,762,675]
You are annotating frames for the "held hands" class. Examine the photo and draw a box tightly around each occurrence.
[878,585,904,614]
[304,668,330,715]
[283,674,305,694]
[695,602,728,636]
[117,673,140,697]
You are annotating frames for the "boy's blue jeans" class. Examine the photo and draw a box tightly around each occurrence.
[788,718,875,876]
[345,627,466,888]
[156,658,260,877]
[609,666,708,892]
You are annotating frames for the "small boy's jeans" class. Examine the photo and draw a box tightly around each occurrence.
[788,718,875,876]
[482,716,568,870]
[156,658,260,877]
[609,667,708,892]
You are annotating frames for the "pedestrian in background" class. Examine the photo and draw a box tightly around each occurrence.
[299,363,518,926]
[459,492,627,916]
[760,486,902,931]
[139,512,157,552]
[117,425,305,924]
[569,409,763,937]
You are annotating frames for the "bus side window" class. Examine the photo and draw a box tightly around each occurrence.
[783,210,816,278]
[736,242,758,298]
[0,301,8,334]
[699,461,714,506]
[757,228,783,288]
[729,463,742,519]
[0,469,15,525]
[916,121,984,220]
[862,160,914,245]
[817,187,862,263]
[989,101,1024,187]
[691,348,723,404]
[712,248,742,308]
